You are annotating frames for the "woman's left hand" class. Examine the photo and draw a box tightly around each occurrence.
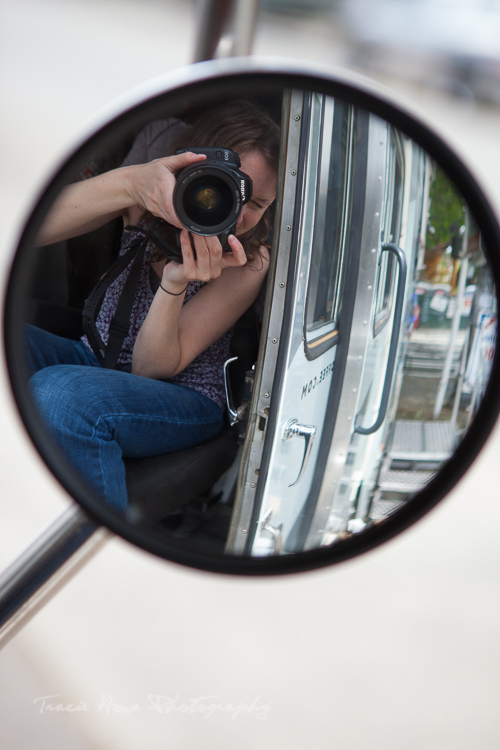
[162,230,248,287]
[133,233,268,380]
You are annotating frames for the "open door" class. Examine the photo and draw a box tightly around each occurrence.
[227,90,368,554]
[227,93,431,556]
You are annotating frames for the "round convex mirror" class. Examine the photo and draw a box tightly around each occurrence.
[4,58,500,575]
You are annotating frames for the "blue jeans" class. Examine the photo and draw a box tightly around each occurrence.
[25,325,224,512]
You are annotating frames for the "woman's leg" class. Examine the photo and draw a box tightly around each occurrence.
[29,365,223,512]
[24,324,100,375]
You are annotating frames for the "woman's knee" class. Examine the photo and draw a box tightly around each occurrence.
[29,365,107,429]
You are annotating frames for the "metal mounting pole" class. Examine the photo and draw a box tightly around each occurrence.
[0,505,109,648]
[193,0,261,61]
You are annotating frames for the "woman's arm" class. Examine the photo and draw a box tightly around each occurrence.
[36,151,206,246]
[131,231,269,380]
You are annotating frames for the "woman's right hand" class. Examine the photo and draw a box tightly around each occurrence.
[37,151,206,247]
[127,151,206,228]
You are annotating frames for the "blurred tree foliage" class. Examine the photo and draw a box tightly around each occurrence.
[426,165,465,248]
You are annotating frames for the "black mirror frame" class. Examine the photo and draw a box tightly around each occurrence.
[4,57,500,576]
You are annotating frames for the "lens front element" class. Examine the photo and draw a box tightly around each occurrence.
[195,186,219,211]
[183,175,234,228]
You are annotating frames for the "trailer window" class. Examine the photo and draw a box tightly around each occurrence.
[304,97,354,359]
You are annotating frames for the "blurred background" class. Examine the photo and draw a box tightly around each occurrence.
[1,1,500,748]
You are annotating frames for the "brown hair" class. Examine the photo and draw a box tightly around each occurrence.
[150,99,281,261]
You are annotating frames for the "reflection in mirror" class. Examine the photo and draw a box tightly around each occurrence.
[14,84,497,562]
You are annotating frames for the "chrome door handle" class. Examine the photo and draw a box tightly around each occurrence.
[355,243,407,435]
[282,418,317,487]
[223,356,239,426]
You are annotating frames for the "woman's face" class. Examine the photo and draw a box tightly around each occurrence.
[235,150,277,237]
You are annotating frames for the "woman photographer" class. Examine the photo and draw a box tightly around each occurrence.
[26,100,280,512]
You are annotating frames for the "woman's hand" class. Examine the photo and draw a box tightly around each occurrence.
[132,233,265,381]
[127,151,206,228]
[161,230,248,288]
[36,151,206,246]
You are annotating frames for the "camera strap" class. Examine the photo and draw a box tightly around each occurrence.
[82,220,186,369]
[82,229,149,369]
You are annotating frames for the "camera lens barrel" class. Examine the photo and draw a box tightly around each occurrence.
[173,148,253,237]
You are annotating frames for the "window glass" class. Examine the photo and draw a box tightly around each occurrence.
[305,97,353,357]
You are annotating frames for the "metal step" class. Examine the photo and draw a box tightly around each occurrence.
[369,497,407,520]
[377,468,435,493]
[388,420,457,462]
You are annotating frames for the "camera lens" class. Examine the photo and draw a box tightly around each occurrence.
[182,176,234,229]
[195,187,218,211]
[173,150,252,237]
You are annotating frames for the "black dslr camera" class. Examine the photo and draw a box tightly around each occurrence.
[173,147,253,246]
[146,147,253,263]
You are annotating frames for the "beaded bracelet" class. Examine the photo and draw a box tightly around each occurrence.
[159,282,187,296]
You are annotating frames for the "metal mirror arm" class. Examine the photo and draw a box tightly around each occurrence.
[0,506,109,647]
[0,0,259,648]
[194,0,261,61]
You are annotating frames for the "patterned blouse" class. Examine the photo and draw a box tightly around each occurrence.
[81,227,232,408]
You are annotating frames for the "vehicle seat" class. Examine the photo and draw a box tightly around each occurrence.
[125,429,238,525]
[124,301,259,525]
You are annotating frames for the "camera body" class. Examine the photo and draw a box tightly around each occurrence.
[173,147,253,245]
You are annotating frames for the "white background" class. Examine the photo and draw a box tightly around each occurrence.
[1,1,499,748]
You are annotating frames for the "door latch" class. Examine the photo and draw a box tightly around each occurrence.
[260,509,283,555]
